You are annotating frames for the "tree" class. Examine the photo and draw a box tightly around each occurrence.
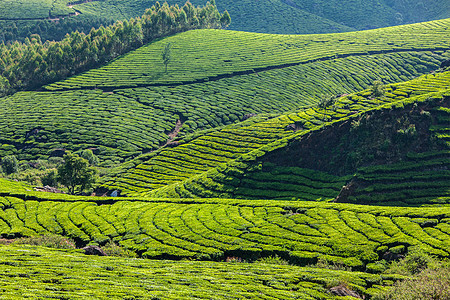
[371,80,385,98]
[161,42,171,72]
[1,155,18,175]
[220,10,231,28]
[57,152,97,195]
[41,169,58,187]
[81,149,99,166]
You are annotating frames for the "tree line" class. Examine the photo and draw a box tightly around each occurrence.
[0,1,231,96]
[0,17,114,44]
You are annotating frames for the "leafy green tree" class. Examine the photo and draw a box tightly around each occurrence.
[41,169,58,187]
[162,42,172,72]
[81,149,99,166]
[1,155,18,175]
[57,152,97,194]
[371,80,385,98]
[0,76,11,96]
[220,10,231,28]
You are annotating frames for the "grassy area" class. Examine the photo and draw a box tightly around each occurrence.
[46,19,450,90]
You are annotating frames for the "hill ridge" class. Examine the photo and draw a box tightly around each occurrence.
[41,46,450,92]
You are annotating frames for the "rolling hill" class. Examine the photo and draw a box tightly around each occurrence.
[1,0,449,43]
[102,70,450,206]
[0,19,449,166]
[1,4,450,297]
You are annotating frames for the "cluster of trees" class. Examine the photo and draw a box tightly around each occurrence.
[2,151,98,195]
[0,1,231,96]
[0,18,114,43]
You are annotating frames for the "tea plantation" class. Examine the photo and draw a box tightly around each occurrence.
[1,8,450,298]
[0,0,74,20]
[1,0,449,43]
[0,244,407,299]
[0,188,450,271]
[46,19,450,89]
[102,71,450,202]
[1,19,449,165]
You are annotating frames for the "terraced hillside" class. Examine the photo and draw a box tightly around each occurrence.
[102,71,450,203]
[1,20,449,165]
[146,93,450,205]
[0,0,74,20]
[46,20,450,89]
[0,244,405,299]
[0,185,449,272]
[1,0,449,43]
[206,0,450,34]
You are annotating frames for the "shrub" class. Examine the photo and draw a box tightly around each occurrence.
[41,169,58,187]
[256,255,289,265]
[373,265,450,300]
[386,247,434,275]
[102,241,137,258]
[371,80,385,98]
[81,149,99,166]
[13,234,76,249]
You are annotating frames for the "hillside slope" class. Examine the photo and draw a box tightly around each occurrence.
[46,20,450,90]
[1,0,449,42]
[103,71,450,204]
[1,20,448,165]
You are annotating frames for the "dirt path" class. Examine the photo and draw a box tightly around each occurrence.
[162,119,184,147]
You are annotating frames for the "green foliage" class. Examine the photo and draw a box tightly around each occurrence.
[1,155,18,175]
[57,152,97,194]
[318,94,338,110]
[0,244,396,299]
[81,149,99,166]
[0,1,228,95]
[161,42,172,72]
[13,234,76,249]
[40,169,58,187]
[219,10,231,28]
[256,255,289,265]
[385,247,435,276]
[371,80,385,98]
[374,261,450,300]
[102,241,137,258]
